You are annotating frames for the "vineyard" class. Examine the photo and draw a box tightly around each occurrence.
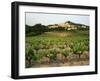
[25,30,89,68]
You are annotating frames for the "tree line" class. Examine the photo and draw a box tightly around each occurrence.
[26,23,89,36]
[26,24,48,36]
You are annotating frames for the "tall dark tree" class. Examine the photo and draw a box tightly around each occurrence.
[26,24,49,36]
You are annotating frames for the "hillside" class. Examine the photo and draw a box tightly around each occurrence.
[48,21,89,30]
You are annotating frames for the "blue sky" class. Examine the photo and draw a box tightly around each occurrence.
[25,12,89,26]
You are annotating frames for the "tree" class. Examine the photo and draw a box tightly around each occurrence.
[26,24,49,36]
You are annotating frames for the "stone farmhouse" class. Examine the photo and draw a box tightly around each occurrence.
[48,21,88,30]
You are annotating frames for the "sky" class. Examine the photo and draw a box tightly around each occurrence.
[25,12,90,26]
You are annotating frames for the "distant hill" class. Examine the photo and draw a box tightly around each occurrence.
[48,21,89,30]
[26,21,89,36]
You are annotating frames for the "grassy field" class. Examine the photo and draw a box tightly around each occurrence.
[25,30,89,68]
